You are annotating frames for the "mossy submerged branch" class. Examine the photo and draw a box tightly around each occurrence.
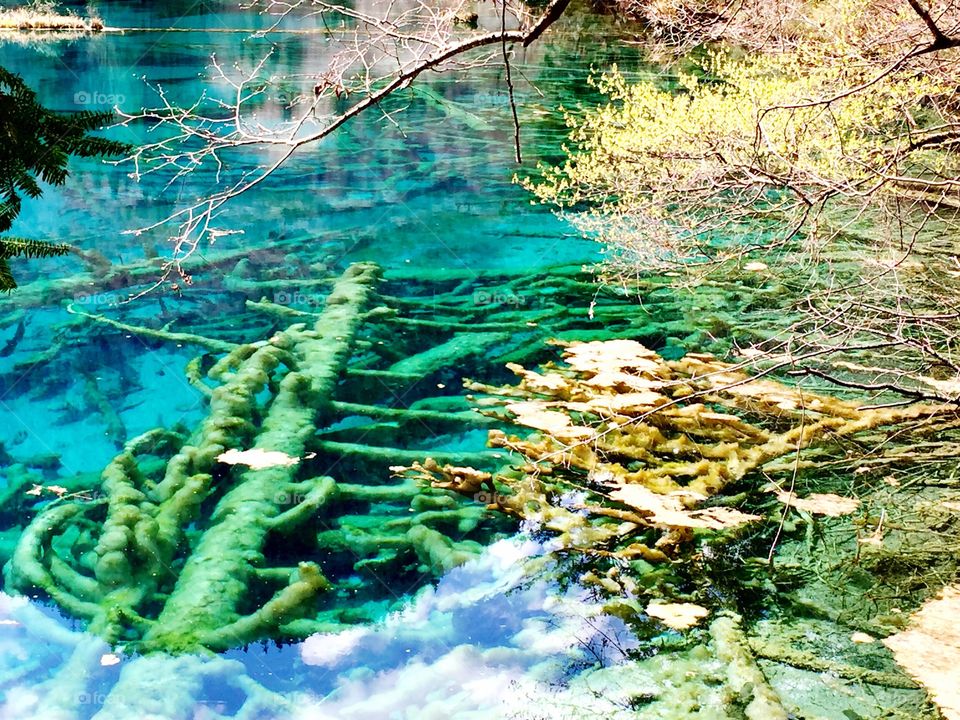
[710,614,790,719]
[142,263,380,651]
[67,303,239,353]
[316,439,505,468]
[396,339,952,560]
[330,400,497,428]
[5,262,511,655]
[749,635,919,690]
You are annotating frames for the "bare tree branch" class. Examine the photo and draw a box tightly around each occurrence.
[905,0,960,53]
[114,0,573,296]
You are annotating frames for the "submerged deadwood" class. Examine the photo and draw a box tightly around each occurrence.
[396,339,948,558]
[7,263,668,657]
[5,264,395,652]
[143,262,379,651]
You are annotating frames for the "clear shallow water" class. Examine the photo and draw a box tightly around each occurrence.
[0,4,665,718]
[0,1,650,469]
[0,8,948,720]
[0,538,645,719]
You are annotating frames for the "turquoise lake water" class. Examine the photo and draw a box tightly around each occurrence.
[0,2,647,470]
[0,6,950,719]
[0,3,670,718]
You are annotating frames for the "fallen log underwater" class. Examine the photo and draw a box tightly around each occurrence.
[5,257,657,654]
[4,263,506,653]
[3,255,959,719]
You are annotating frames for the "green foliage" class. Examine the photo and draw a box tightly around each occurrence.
[526,0,960,267]
[0,237,72,260]
[0,237,72,292]
[0,66,127,290]
[0,259,13,292]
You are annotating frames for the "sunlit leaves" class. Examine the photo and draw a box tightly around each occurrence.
[527,5,960,265]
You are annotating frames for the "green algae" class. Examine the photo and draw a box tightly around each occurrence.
[4,263,502,653]
[5,259,675,654]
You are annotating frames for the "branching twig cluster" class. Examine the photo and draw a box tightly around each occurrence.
[528,1,960,405]
[114,0,571,297]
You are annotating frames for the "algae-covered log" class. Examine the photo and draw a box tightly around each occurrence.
[388,331,511,376]
[7,265,371,650]
[142,261,378,650]
[5,262,509,653]
[146,266,376,646]
[710,614,790,720]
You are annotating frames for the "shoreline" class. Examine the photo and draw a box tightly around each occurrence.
[0,12,103,32]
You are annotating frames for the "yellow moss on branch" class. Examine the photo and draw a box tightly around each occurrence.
[397,339,949,559]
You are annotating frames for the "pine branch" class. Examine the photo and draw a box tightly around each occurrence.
[0,65,128,291]
[0,258,16,292]
[0,237,72,260]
